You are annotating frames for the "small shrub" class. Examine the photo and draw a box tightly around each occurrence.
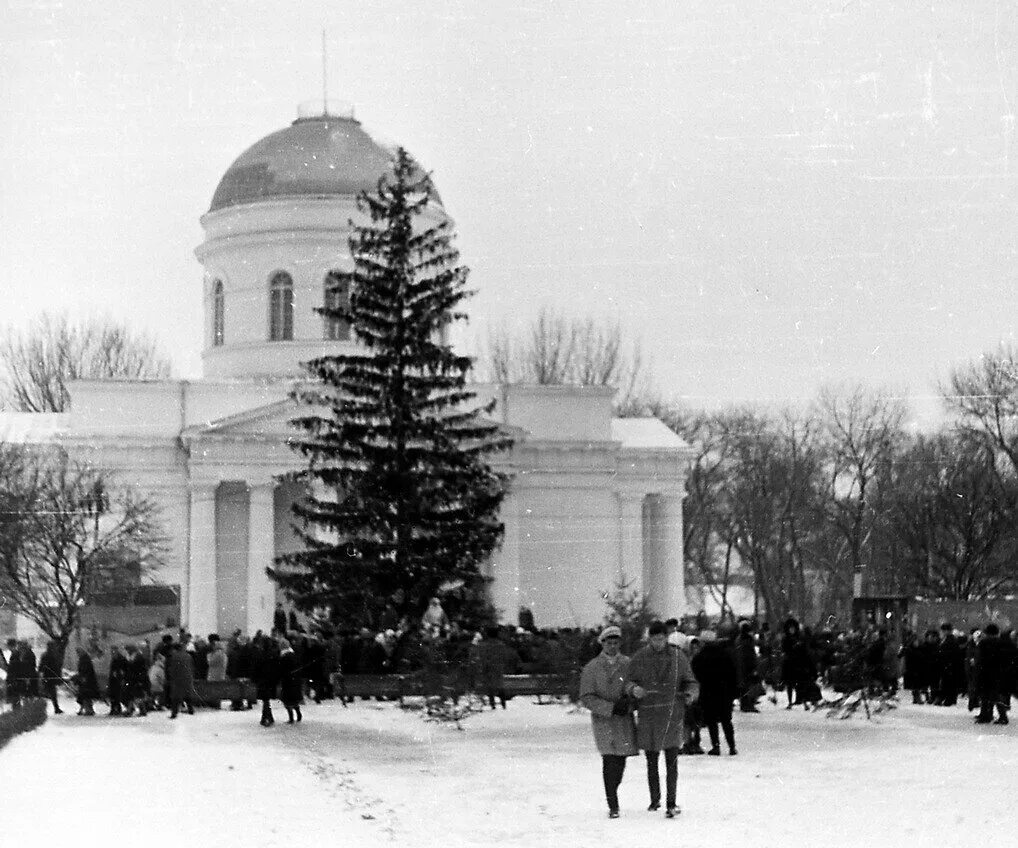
[0,699,48,751]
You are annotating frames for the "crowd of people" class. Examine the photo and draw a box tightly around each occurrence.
[2,600,1016,747]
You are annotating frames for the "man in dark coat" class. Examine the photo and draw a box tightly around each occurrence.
[901,632,927,705]
[277,637,303,723]
[4,640,31,709]
[936,623,965,706]
[780,618,816,709]
[166,642,196,718]
[734,621,760,712]
[107,645,129,716]
[691,630,739,756]
[975,623,1009,724]
[253,635,280,727]
[38,640,65,714]
[123,644,150,717]
[74,649,100,716]
[580,625,637,819]
[471,626,510,710]
[625,620,699,819]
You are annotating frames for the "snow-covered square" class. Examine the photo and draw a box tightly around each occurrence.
[2,694,1014,847]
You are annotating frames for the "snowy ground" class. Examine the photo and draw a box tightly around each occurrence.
[1,692,1015,848]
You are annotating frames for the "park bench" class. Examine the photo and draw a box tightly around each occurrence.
[329,671,579,705]
[193,679,258,708]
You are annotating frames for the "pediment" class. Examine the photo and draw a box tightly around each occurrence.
[181,399,298,443]
[181,399,524,445]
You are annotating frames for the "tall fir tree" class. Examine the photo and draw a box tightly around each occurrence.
[273,148,512,629]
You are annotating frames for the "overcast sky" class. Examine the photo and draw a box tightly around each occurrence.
[2,1,1017,426]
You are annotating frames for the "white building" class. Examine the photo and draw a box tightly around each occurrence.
[2,106,693,635]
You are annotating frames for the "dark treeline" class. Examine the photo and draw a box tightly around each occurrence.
[620,348,1018,631]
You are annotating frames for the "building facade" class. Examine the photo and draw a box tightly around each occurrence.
[3,106,693,635]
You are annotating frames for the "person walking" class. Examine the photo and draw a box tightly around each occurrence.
[253,635,280,727]
[734,621,760,713]
[73,648,100,716]
[579,625,638,819]
[691,629,739,756]
[38,640,64,715]
[166,641,197,719]
[277,638,303,724]
[937,623,965,707]
[107,645,128,716]
[472,625,510,710]
[148,652,167,711]
[207,635,227,682]
[625,620,700,819]
[123,644,149,716]
[975,623,1008,725]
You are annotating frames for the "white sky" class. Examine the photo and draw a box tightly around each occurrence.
[2,1,1017,427]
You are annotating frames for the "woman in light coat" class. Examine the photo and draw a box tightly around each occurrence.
[579,626,637,818]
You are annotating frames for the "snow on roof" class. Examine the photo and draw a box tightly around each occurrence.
[610,417,689,450]
[0,412,67,444]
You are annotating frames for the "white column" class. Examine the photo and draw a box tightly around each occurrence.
[658,493,686,619]
[616,492,645,594]
[247,479,277,636]
[492,491,521,624]
[187,481,218,635]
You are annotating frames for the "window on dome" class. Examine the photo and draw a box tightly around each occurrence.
[212,279,225,347]
[269,271,294,341]
[323,271,351,341]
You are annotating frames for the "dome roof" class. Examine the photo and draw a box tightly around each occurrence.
[209,113,429,212]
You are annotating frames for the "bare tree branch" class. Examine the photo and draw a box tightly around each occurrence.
[0,312,173,412]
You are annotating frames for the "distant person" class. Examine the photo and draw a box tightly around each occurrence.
[254,635,280,727]
[734,621,760,713]
[937,623,965,707]
[166,642,196,719]
[148,652,166,711]
[74,649,99,716]
[625,620,700,819]
[123,644,150,717]
[472,626,510,710]
[579,626,638,819]
[207,635,227,682]
[38,640,64,715]
[975,623,1010,725]
[107,645,129,716]
[277,638,303,724]
[421,597,450,637]
[691,629,738,756]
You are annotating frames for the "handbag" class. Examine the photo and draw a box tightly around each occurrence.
[612,693,634,716]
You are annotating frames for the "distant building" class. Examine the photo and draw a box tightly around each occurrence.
[1,105,693,635]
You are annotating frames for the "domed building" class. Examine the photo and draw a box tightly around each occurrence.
[3,106,693,640]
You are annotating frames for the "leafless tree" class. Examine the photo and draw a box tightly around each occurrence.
[815,385,907,602]
[0,312,173,412]
[0,444,166,651]
[479,307,646,407]
[890,431,1018,599]
[944,345,1018,474]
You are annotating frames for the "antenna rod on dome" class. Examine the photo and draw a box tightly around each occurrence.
[322,29,328,115]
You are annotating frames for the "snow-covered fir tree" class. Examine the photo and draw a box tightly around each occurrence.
[273,148,512,629]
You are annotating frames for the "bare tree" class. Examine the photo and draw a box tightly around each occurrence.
[0,445,166,652]
[0,312,173,412]
[816,385,907,602]
[479,307,646,407]
[890,431,1018,599]
[945,346,1018,474]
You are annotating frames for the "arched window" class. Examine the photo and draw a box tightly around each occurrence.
[269,271,294,341]
[212,279,225,347]
[323,271,351,341]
